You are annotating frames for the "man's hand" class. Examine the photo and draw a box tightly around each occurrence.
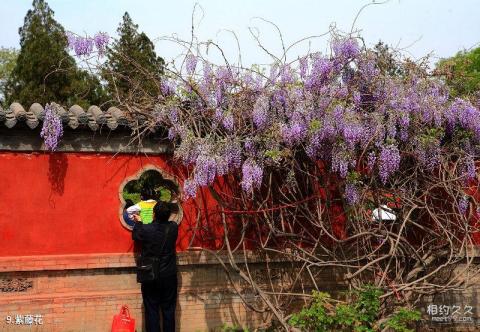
[132,214,142,223]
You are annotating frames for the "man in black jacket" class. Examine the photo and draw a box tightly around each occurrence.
[132,201,179,332]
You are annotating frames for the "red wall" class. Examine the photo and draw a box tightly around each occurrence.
[3,151,476,257]
[0,151,199,256]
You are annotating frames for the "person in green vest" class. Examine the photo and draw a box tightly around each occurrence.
[127,186,157,224]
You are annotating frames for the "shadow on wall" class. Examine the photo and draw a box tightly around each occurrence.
[183,261,253,331]
[48,153,68,195]
[175,273,182,332]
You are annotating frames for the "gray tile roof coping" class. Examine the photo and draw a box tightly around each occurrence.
[0,103,139,132]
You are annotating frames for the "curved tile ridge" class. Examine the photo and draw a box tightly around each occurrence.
[0,105,5,123]
[105,107,120,130]
[29,103,45,121]
[0,102,143,132]
[25,104,39,129]
[69,105,88,125]
[108,106,127,126]
[53,103,70,124]
[4,104,17,128]
[10,102,26,121]
[87,105,106,124]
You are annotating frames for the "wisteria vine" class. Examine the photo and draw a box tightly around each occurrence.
[58,27,480,328]
[149,37,480,206]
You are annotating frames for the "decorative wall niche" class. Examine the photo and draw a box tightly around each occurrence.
[0,278,33,293]
[119,165,182,230]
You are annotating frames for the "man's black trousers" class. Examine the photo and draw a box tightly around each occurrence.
[141,275,177,332]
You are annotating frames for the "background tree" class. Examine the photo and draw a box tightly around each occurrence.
[436,46,480,97]
[372,41,404,77]
[5,0,106,108]
[0,48,19,104]
[102,12,165,106]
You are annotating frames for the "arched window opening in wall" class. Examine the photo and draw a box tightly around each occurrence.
[119,167,181,230]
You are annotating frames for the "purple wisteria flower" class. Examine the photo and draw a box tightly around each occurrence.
[67,34,92,56]
[345,182,360,205]
[67,32,109,57]
[269,64,279,84]
[358,57,379,81]
[305,56,333,91]
[186,53,197,75]
[397,112,410,141]
[241,159,263,192]
[93,32,109,55]
[299,56,308,79]
[222,112,234,132]
[215,86,223,107]
[168,108,179,124]
[281,122,307,146]
[332,37,360,59]
[214,108,224,122]
[74,37,93,57]
[183,179,198,199]
[194,155,217,186]
[415,139,440,171]
[161,80,176,96]
[280,65,294,85]
[40,104,63,151]
[203,61,212,81]
[167,127,178,140]
[199,61,213,96]
[215,156,229,176]
[367,151,376,171]
[446,98,480,139]
[224,142,242,169]
[272,89,287,110]
[332,147,352,178]
[353,91,362,106]
[244,139,256,154]
[216,66,233,85]
[458,196,469,215]
[306,132,321,158]
[460,156,476,182]
[379,144,401,184]
[343,122,364,148]
[252,95,269,129]
[66,32,76,49]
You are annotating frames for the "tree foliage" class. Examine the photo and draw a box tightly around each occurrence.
[436,46,480,98]
[0,48,19,104]
[5,0,106,108]
[101,12,165,105]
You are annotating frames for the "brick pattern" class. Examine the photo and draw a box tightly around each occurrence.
[0,250,290,272]
[3,252,478,331]
[0,253,136,272]
[0,252,270,332]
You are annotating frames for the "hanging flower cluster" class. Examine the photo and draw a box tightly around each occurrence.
[64,30,479,202]
[40,104,63,151]
[151,35,479,200]
[66,32,109,57]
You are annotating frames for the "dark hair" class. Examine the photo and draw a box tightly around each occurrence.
[153,201,172,222]
[140,186,156,200]
[124,199,134,209]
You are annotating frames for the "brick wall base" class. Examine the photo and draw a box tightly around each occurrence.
[0,252,270,332]
[2,253,480,331]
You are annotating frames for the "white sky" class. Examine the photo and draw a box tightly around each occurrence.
[1,0,479,67]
